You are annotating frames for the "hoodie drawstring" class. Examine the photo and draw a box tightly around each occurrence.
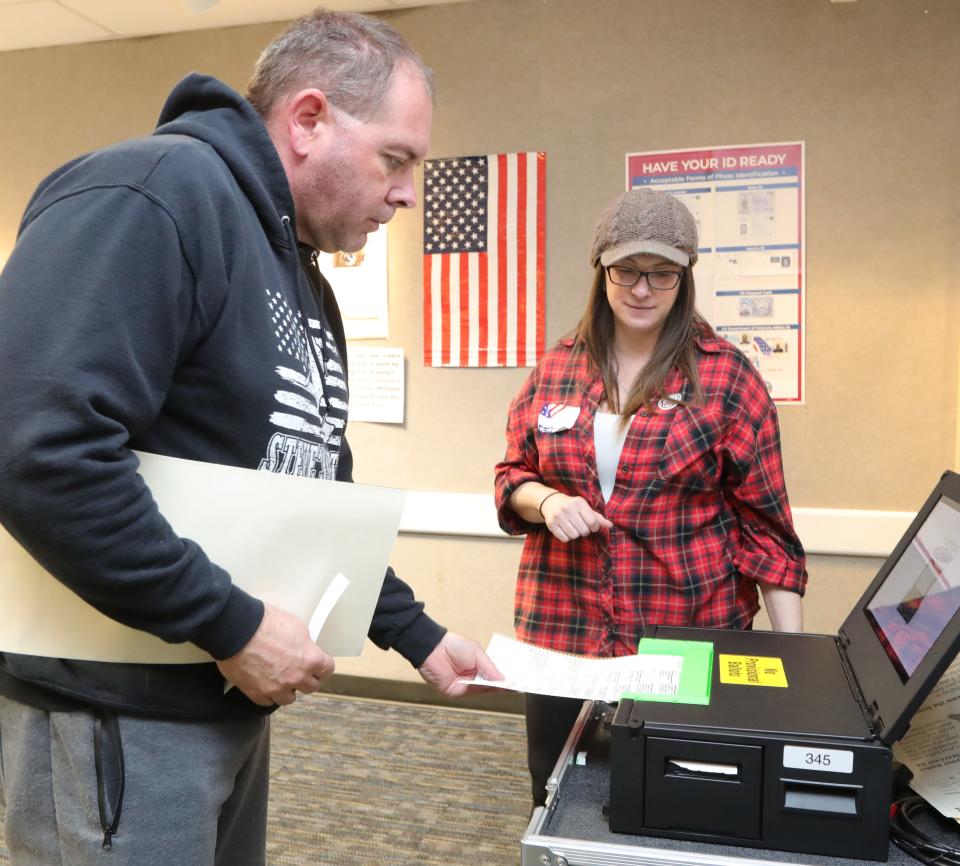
[281,215,328,396]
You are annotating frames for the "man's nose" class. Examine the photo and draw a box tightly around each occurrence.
[388,168,417,209]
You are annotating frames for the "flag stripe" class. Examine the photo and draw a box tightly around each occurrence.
[525,153,538,364]
[536,152,546,358]
[516,153,528,368]
[524,153,539,365]
[478,251,488,364]
[459,251,470,367]
[506,155,519,366]
[486,158,499,365]
[423,254,432,364]
[430,254,442,366]
[449,253,460,364]
[440,252,451,366]
[496,154,508,367]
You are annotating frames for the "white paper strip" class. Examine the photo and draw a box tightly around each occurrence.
[308,572,350,642]
[461,633,683,703]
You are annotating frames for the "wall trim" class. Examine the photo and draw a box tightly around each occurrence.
[398,492,913,559]
[317,673,523,714]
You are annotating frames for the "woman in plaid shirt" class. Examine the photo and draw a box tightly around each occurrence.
[494,188,807,806]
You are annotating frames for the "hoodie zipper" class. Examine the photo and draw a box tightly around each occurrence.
[94,710,125,849]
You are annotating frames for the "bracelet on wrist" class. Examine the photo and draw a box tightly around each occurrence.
[538,490,561,518]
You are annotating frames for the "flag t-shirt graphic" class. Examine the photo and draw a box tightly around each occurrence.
[258,288,348,479]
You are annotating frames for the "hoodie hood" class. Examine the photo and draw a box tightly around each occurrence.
[155,73,294,246]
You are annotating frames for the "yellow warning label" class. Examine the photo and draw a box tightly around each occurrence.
[718,654,788,687]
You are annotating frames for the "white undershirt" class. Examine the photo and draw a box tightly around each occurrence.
[594,411,634,502]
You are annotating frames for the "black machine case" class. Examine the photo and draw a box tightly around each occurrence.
[608,470,960,861]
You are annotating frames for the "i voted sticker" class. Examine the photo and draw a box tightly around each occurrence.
[657,392,684,411]
[538,403,580,433]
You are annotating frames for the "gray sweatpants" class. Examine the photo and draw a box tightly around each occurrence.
[0,695,270,866]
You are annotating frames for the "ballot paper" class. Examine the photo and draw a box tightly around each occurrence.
[893,656,960,821]
[0,452,406,663]
[462,633,683,702]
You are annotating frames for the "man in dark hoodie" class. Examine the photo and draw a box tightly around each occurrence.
[0,8,500,865]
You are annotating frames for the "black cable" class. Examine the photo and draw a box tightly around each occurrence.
[891,796,960,866]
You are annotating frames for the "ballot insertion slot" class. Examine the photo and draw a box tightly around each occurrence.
[782,779,859,816]
[666,758,740,782]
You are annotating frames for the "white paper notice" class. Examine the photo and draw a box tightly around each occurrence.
[0,452,406,664]
[346,346,405,424]
[318,228,389,340]
[462,633,683,702]
[893,657,960,821]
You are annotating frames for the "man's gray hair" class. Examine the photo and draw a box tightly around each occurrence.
[246,7,435,120]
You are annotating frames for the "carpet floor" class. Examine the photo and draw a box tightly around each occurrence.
[0,692,531,865]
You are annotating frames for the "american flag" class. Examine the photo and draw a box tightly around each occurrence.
[423,152,545,367]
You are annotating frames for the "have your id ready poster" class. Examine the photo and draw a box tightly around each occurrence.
[627,142,805,403]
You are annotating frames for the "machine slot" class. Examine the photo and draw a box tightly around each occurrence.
[783,779,859,816]
[641,738,763,838]
[666,758,740,782]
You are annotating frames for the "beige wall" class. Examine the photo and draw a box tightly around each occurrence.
[1,0,958,683]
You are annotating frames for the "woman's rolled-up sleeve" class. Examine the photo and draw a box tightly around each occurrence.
[723,397,807,595]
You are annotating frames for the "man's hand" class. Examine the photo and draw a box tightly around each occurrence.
[541,492,613,542]
[217,603,335,707]
[418,631,503,697]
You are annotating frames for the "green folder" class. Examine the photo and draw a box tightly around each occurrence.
[620,638,714,705]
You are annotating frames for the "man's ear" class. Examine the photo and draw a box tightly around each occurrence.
[285,88,334,157]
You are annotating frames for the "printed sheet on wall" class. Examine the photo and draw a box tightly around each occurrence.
[627,142,805,403]
[422,152,545,368]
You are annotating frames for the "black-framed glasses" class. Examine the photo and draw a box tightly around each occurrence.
[605,265,683,291]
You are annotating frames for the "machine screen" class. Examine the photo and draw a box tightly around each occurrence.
[865,496,960,682]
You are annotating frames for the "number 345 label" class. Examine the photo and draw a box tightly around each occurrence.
[783,745,853,774]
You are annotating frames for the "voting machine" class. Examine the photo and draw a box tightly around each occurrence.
[605,470,960,861]
[521,701,928,866]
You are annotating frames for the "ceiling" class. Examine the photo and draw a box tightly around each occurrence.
[0,0,474,53]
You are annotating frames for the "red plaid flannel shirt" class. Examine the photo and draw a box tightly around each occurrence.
[494,334,806,657]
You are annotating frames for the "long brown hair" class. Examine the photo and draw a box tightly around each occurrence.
[572,265,712,419]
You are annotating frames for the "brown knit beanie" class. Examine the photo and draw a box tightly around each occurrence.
[590,188,699,268]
